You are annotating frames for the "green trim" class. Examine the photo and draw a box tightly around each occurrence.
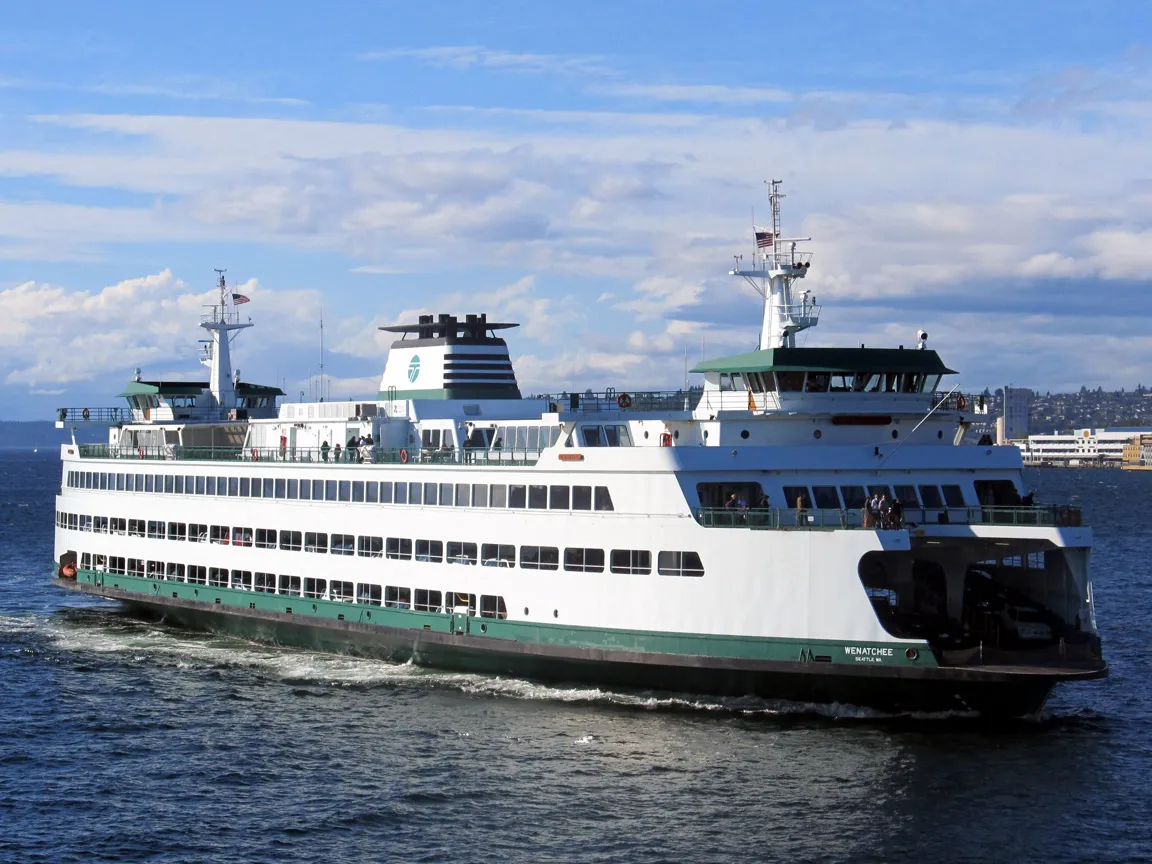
[69,569,932,669]
[117,381,206,398]
[378,385,523,400]
[692,347,956,376]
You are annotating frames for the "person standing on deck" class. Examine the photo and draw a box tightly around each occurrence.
[320,440,330,462]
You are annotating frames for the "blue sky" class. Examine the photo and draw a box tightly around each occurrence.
[1,1,1151,418]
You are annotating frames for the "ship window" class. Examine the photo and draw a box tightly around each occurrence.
[356,583,382,606]
[610,549,651,575]
[331,533,355,556]
[408,483,422,506]
[812,486,841,509]
[147,520,165,538]
[520,546,559,571]
[147,560,163,578]
[186,565,206,584]
[278,574,302,596]
[379,481,393,504]
[187,522,206,542]
[230,570,253,591]
[481,544,515,567]
[829,373,852,392]
[254,572,276,593]
[424,482,438,506]
[115,473,125,491]
[262,478,274,498]
[421,429,441,449]
[94,516,109,534]
[894,485,920,506]
[192,475,204,495]
[777,372,805,392]
[657,551,705,577]
[356,535,383,558]
[236,476,247,496]
[527,427,540,451]
[164,475,175,494]
[208,566,227,587]
[564,548,604,573]
[449,592,476,615]
[604,425,633,447]
[223,476,237,496]
[204,476,215,496]
[385,586,411,609]
[304,532,327,553]
[129,519,146,537]
[455,483,469,506]
[528,485,548,509]
[439,483,454,506]
[840,486,867,509]
[364,481,377,503]
[389,481,403,505]
[304,577,327,599]
[581,426,603,447]
[145,474,155,493]
[279,530,302,552]
[330,581,354,602]
[480,596,508,620]
[415,589,442,612]
[549,485,570,510]
[868,485,893,500]
[325,480,337,501]
[386,537,412,560]
[918,485,943,508]
[208,525,229,544]
[805,373,831,393]
[508,485,527,509]
[489,484,507,508]
[941,484,966,507]
[572,486,592,510]
[166,563,185,582]
[108,557,126,575]
[312,479,323,501]
[80,514,92,532]
[471,483,488,508]
[246,476,259,498]
[594,486,614,512]
[415,539,443,563]
[447,542,477,565]
[215,476,226,497]
[338,480,351,502]
[100,473,109,491]
[252,528,274,549]
[719,373,732,392]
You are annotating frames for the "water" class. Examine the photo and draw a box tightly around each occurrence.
[2,451,1150,863]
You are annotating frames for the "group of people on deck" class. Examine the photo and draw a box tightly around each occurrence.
[319,434,376,463]
[863,492,904,529]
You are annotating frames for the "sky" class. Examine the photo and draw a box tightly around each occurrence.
[1,0,1150,419]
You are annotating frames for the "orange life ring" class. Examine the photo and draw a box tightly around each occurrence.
[617,393,633,409]
[956,395,967,411]
[60,562,77,579]
[82,408,90,420]
[251,448,260,461]
[400,448,409,464]
[138,446,144,459]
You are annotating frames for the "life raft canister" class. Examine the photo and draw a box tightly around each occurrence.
[617,393,633,409]
[399,448,410,464]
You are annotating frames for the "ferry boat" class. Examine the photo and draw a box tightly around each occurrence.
[51,184,1106,717]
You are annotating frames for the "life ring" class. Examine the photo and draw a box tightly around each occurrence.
[138,446,144,459]
[617,393,633,409]
[400,448,409,464]
[60,562,76,579]
[251,448,260,461]
[956,395,967,411]
[82,408,90,420]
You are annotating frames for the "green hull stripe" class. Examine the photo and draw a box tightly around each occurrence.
[68,569,932,669]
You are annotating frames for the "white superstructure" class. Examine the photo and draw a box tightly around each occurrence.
[1014,427,1152,466]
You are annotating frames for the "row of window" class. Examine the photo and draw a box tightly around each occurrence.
[782,483,967,510]
[79,553,508,617]
[64,471,616,512]
[56,512,706,577]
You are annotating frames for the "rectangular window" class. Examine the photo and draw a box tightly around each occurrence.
[424,482,437,506]
[312,479,324,501]
[128,519,146,537]
[226,476,238,496]
[365,481,377,503]
[275,478,286,499]
[324,480,336,501]
[100,473,109,491]
[238,477,250,497]
[520,546,559,571]
[208,566,228,587]
[356,583,382,606]
[415,539,443,563]
[471,484,488,508]
[479,595,508,619]
[840,486,867,509]
[455,483,469,507]
[893,485,920,507]
[215,476,226,497]
[508,485,527,509]
[385,586,412,609]
[351,480,364,502]
[254,572,276,593]
[414,589,442,612]
[165,563,185,582]
[489,484,507,508]
[447,542,477,565]
[304,577,327,599]
[564,548,605,573]
[941,484,966,507]
[448,592,476,615]
[331,533,355,556]
[528,485,548,509]
[572,485,592,510]
[167,522,187,541]
[439,482,454,506]
[338,480,351,502]
[145,475,155,493]
[549,486,570,510]
[174,475,184,494]
[116,473,125,491]
[357,535,384,558]
[657,551,705,577]
[918,485,944,508]
[209,525,230,544]
[187,565,207,584]
[330,580,354,602]
[279,530,302,552]
[147,520,165,539]
[610,549,651,575]
[230,570,253,591]
[868,485,893,500]
[204,476,214,496]
[783,486,811,509]
[409,483,422,506]
[811,486,841,509]
[278,574,302,597]
[380,481,394,504]
[481,544,515,567]
[164,475,175,494]
[594,486,614,512]
[146,560,163,578]
[386,537,412,560]
[231,527,252,547]
[260,478,272,498]
[255,528,277,549]
[94,516,109,534]
[109,557,126,575]
[249,476,261,498]
[188,522,207,542]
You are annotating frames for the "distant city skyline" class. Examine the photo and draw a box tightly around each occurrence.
[1,1,1151,420]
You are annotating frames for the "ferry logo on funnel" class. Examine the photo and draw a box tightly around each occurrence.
[407,356,420,383]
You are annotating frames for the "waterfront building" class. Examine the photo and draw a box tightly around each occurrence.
[1016,427,1152,467]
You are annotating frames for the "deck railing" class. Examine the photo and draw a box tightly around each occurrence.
[695,504,1083,530]
[57,407,129,424]
[75,443,541,468]
[532,389,699,413]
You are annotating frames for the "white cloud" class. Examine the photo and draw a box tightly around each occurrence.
[358,46,612,77]
[598,83,792,104]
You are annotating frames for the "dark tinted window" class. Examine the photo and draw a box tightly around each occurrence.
[572,486,592,510]
[918,485,943,508]
[811,486,840,509]
[840,486,867,509]
[941,484,966,507]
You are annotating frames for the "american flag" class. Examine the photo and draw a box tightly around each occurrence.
[231,293,251,305]
[755,230,774,248]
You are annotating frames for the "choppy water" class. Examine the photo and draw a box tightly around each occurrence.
[2,451,1150,863]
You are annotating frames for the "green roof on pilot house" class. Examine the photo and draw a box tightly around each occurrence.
[691,347,956,376]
